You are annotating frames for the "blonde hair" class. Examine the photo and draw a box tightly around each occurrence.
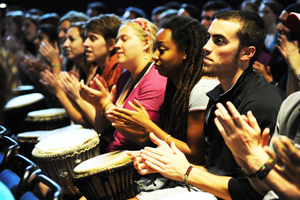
[122,18,158,53]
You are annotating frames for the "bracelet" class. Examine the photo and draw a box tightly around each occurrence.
[51,64,61,68]
[164,134,170,142]
[243,158,275,180]
[102,101,112,115]
[183,166,193,191]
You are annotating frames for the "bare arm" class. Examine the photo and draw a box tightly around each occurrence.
[107,100,205,164]
[214,101,300,199]
[135,133,232,200]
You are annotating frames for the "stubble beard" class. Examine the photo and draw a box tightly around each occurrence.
[202,53,240,80]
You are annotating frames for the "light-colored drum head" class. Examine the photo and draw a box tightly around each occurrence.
[4,93,44,110]
[25,108,68,121]
[17,130,51,143]
[74,151,131,178]
[13,85,34,91]
[32,129,99,158]
[38,125,82,141]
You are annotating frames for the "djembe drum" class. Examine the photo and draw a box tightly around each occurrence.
[32,129,100,196]
[16,130,50,161]
[25,108,70,131]
[4,93,47,135]
[73,150,138,200]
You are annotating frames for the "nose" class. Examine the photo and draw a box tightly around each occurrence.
[63,39,69,49]
[203,38,212,54]
[152,49,159,61]
[115,40,121,50]
[83,38,90,47]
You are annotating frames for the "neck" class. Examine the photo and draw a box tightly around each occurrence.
[96,55,110,72]
[219,65,248,92]
[171,76,180,87]
[125,53,152,80]
[74,55,86,71]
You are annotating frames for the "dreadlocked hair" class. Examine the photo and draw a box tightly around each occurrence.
[159,16,207,142]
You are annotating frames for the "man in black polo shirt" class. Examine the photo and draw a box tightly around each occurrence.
[130,10,283,200]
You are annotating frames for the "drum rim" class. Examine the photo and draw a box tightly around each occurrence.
[4,93,44,110]
[72,161,134,182]
[73,151,132,178]
[32,129,99,158]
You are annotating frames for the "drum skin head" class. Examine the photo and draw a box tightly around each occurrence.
[32,129,99,157]
[4,93,44,110]
[73,151,131,178]
[38,125,82,141]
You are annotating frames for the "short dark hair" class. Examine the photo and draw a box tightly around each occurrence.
[59,11,89,25]
[38,13,60,28]
[203,0,231,12]
[38,24,59,44]
[87,1,108,15]
[151,6,168,16]
[124,7,146,18]
[262,1,283,17]
[180,3,201,22]
[214,10,267,66]
[85,14,122,55]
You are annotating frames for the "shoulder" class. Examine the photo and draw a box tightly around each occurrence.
[189,78,219,111]
[191,78,219,96]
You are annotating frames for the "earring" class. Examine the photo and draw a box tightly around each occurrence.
[144,51,147,60]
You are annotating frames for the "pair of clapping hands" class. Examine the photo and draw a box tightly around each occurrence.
[127,101,300,190]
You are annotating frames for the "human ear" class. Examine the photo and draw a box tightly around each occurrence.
[240,46,256,61]
[142,37,151,51]
[107,39,116,52]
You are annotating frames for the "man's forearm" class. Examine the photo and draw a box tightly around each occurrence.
[187,166,232,200]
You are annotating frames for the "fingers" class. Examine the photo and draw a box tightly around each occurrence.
[149,132,165,147]
[261,128,270,148]
[247,111,261,134]
[140,149,165,167]
[94,78,106,92]
[127,151,140,157]
[280,136,300,163]
[214,103,233,133]
[98,76,108,91]
[214,117,229,139]
[170,141,182,155]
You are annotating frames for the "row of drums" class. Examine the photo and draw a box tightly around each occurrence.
[3,86,138,199]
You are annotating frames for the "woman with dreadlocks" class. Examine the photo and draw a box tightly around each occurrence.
[107,16,219,199]
[107,16,219,165]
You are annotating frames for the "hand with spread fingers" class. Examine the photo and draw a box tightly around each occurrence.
[214,102,270,174]
[40,69,63,96]
[106,99,150,132]
[264,136,300,188]
[253,61,273,83]
[277,34,300,76]
[25,58,50,78]
[80,74,116,111]
[39,40,60,65]
[130,132,189,180]
[59,72,81,101]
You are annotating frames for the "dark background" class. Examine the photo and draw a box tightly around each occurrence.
[3,0,297,18]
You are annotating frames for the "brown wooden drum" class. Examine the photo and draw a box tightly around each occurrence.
[25,108,70,131]
[73,150,138,200]
[32,129,100,195]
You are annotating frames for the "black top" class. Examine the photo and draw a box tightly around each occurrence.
[204,67,284,200]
